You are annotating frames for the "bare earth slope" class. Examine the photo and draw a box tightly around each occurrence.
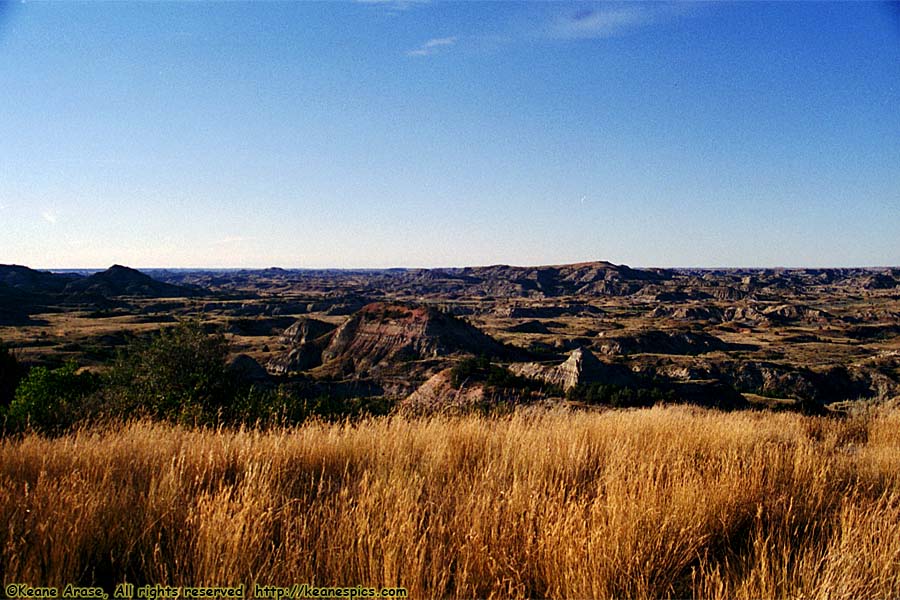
[317,302,507,376]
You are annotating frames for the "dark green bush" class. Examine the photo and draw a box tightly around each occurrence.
[0,344,23,409]
[7,362,99,433]
[230,385,393,425]
[305,394,393,420]
[566,382,674,408]
[105,321,237,424]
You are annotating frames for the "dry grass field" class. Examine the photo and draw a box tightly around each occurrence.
[3,406,900,599]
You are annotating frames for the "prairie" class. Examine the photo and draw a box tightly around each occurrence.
[3,405,900,599]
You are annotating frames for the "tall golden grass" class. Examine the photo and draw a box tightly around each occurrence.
[3,405,900,599]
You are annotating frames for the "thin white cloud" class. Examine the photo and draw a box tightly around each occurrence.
[549,3,693,40]
[407,36,457,57]
[357,0,429,11]
[41,209,58,224]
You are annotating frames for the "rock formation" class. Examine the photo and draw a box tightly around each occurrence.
[511,347,634,391]
[399,368,488,415]
[267,317,336,374]
[319,302,506,374]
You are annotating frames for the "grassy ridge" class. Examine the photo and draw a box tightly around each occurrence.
[3,406,900,599]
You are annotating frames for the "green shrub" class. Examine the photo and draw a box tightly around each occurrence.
[230,385,393,425]
[105,321,237,424]
[566,382,674,408]
[7,362,99,433]
[0,344,23,409]
[305,394,393,420]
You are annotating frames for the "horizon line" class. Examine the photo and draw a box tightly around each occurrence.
[25,262,900,272]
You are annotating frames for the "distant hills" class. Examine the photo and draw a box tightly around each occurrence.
[6,261,899,302]
[150,261,900,300]
[64,264,192,298]
[394,260,667,297]
[0,264,197,325]
[0,264,78,294]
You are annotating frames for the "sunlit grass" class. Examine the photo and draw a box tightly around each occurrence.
[3,406,900,599]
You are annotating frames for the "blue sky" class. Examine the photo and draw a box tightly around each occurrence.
[1,1,898,269]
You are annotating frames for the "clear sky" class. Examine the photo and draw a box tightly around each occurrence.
[1,1,898,269]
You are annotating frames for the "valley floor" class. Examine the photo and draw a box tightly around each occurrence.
[3,406,900,599]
